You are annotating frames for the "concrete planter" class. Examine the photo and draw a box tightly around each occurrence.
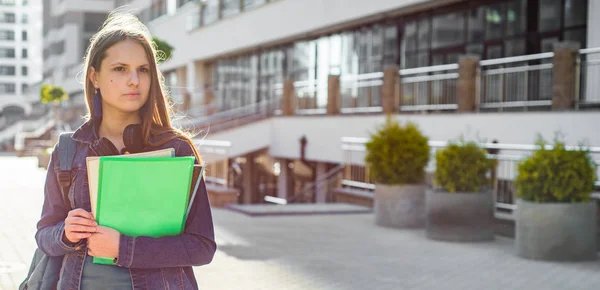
[425,189,495,242]
[374,184,425,228]
[516,199,597,261]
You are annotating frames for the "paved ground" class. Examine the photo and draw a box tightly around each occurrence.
[2,156,600,290]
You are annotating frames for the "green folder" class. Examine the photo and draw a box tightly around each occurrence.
[94,156,195,265]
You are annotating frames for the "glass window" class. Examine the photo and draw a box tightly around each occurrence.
[21,66,27,76]
[21,13,27,24]
[22,30,27,41]
[403,21,417,52]
[0,66,15,76]
[0,48,15,58]
[541,37,560,52]
[383,25,397,66]
[0,0,15,6]
[505,38,525,57]
[371,26,383,70]
[244,0,266,10]
[507,0,526,36]
[222,0,240,18]
[486,3,505,40]
[0,12,15,23]
[468,7,484,42]
[22,48,27,58]
[0,83,16,93]
[564,28,586,47]
[432,12,465,49]
[418,19,430,49]
[329,34,342,75]
[564,0,587,27]
[0,30,15,40]
[539,0,561,32]
[487,45,503,59]
[466,44,483,56]
[21,83,28,94]
[201,0,219,25]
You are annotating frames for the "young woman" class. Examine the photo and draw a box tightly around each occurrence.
[35,11,216,290]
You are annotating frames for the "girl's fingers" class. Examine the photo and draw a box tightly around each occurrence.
[67,217,98,227]
[67,225,97,233]
[68,208,94,220]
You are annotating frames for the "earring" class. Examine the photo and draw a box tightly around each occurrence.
[93,89,102,118]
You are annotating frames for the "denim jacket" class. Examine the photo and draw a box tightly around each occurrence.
[35,121,217,290]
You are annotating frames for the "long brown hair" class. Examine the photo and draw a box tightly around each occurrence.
[82,11,202,163]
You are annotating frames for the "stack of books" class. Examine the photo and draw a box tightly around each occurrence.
[86,149,204,265]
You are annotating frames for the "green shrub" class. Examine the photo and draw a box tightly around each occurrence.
[435,141,494,193]
[40,84,68,104]
[364,117,429,185]
[152,36,173,63]
[515,138,596,203]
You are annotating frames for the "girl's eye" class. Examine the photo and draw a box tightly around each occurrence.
[140,67,149,73]
[114,67,125,72]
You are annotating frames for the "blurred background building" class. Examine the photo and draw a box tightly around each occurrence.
[1,0,599,215]
[0,0,42,144]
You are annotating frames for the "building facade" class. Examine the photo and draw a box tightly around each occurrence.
[0,0,42,124]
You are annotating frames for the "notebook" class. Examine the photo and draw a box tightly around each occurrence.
[93,156,196,265]
[86,148,175,218]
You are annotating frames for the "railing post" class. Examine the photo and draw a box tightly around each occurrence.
[457,55,480,112]
[327,75,340,115]
[382,66,399,114]
[552,41,580,110]
[203,87,216,115]
[282,79,295,116]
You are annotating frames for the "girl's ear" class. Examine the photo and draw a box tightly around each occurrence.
[88,67,99,88]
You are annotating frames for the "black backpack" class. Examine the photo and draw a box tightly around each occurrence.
[19,132,77,290]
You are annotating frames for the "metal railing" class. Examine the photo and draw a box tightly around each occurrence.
[399,64,459,112]
[175,97,280,132]
[478,53,554,110]
[341,137,600,219]
[294,79,327,115]
[340,72,384,114]
[578,47,600,106]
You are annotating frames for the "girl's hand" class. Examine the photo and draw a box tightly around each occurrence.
[63,209,97,244]
[87,226,120,259]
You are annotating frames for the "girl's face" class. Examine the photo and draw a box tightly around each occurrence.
[89,39,151,116]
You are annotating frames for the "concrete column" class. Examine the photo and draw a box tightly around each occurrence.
[277,159,292,201]
[327,75,340,115]
[282,79,295,116]
[457,55,480,112]
[552,42,580,110]
[382,66,399,114]
[315,162,328,203]
[241,154,255,204]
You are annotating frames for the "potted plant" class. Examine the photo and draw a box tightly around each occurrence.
[426,141,496,242]
[365,117,430,228]
[515,138,597,261]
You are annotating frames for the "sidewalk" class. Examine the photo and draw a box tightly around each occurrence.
[2,156,600,290]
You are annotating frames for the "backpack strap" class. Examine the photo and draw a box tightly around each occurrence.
[57,132,77,209]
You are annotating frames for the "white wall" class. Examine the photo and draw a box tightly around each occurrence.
[205,112,600,165]
[203,118,273,157]
[149,0,431,71]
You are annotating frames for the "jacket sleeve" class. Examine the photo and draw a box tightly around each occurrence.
[35,144,82,256]
[115,141,217,268]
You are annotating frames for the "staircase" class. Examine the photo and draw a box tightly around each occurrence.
[265,164,345,205]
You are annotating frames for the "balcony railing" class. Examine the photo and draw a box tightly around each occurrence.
[478,53,554,110]
[400,64,459,112]
[340,72,384,114]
